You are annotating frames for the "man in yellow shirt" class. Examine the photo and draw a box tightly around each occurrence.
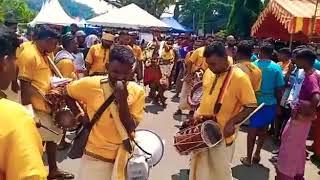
[119,31,144,82]
[18,26,74,179]
[174,38,204,116]
[190,41,257,180]
[188,36,215,73]
[65,45,145,179]
[86,32,114,76]
[234,40,262,92]
[55,34,78,80]
[0,24,47,180]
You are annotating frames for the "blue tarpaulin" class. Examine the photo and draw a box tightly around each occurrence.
[160,17,192,33]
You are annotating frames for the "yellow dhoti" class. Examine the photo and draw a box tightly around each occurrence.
[190,142,234,180]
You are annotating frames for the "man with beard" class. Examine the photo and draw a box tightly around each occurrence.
[190,41,257,180]
[86,32,114,76]
[65,45,145,180]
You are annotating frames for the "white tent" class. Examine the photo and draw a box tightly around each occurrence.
[87,3,169,30]
[29,0,76,26]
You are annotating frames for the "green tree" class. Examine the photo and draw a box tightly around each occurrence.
[227,0,263,37]
[105,0,175,18]
[226,0,262,37]
[59,0,96,19]
[0,0,36,23]
[25,0,96,19]
[177,0,232,34]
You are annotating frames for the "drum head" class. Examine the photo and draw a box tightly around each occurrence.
[135,129,164,166]
[188,82,203,107]
[201,121,222,147]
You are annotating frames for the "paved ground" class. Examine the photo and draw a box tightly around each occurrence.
[5,89,320,180]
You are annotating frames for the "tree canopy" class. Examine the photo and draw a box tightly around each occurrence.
[25,0,96,20]
[0,0,36,23]
[226,0,263,37]
[176,0,233,34]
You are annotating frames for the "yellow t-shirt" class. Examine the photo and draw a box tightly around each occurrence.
[197,67,257,144]
[56,59,77,80]
[16,41,33,59]
[161,49,175,61]
[85,44,110,75]
[236,61,262,92]
[0,99,47,179]
[17,43,52,113]
[189,46,208,73]
[66,76,145,160]
[132,45,144,61]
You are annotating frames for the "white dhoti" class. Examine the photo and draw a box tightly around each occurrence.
[34,110,63,143]
[159,63,174,78]
[78,155,114,180]
[178,78,193,110]
[190,142,234,180]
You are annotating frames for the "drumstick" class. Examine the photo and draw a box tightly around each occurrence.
[237,103,265,126]
[36,123,60,135]
[47,56,63,78]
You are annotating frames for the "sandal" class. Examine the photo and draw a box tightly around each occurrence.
[240,157,252,167]
[252,155,261,164]
[48,170,74,179]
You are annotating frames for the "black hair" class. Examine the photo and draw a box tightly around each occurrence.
[203,41,226,58]
[0,25,19,59]
[278,48,291,58]
[206,35,214,39]
[295,48,317,66]
[165,36,173,41]
[109,45,135,65]
[119,31,129,36]
[61,34,75,49]
[70,23,78,27]
[237,40,253,57]
[260,42,274,58]
[37,25,60,40]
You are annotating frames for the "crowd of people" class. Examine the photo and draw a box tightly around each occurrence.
[1,20,320,180]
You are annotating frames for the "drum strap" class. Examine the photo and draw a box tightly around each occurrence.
[213,66,234,115]
[0,90,7,99]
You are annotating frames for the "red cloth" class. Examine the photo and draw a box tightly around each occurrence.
[144,66,162,86]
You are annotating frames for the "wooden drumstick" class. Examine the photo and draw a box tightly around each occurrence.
[36,123,60,135]
[47,56,63,78]
[237,103,265,127]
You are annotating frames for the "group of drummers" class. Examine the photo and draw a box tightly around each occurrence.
[1,21,320,180]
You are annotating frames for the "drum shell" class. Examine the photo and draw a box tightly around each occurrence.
[174,120,222,155]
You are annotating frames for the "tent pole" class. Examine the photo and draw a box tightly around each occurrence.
[289,33,293,50]
[312,0,319,35]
